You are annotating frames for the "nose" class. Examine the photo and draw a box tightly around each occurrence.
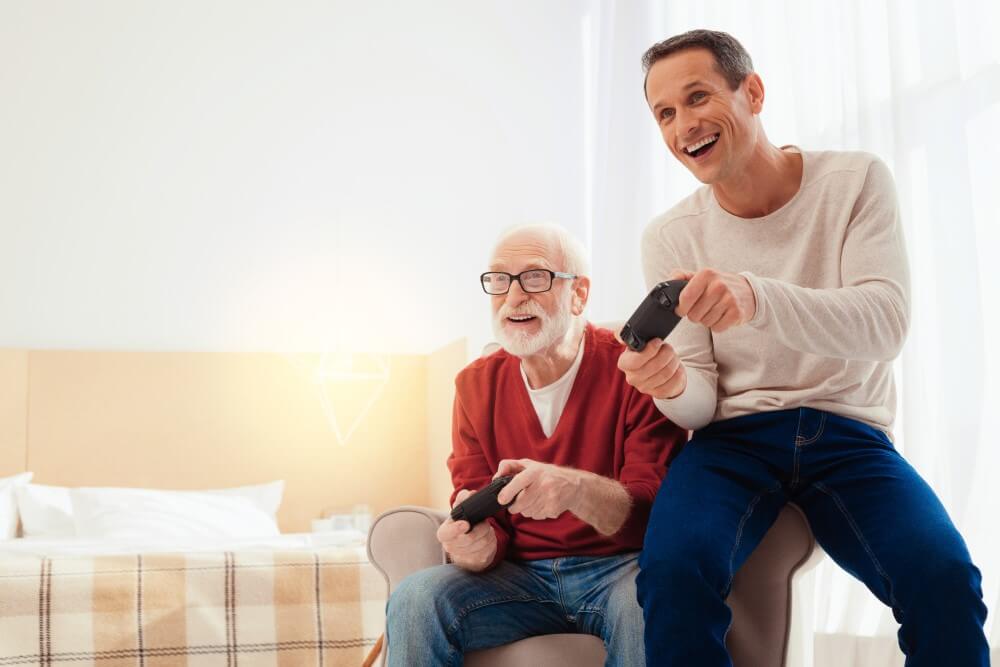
[498,279,531,309]
[673,108,699,144]
[507,278,529,300]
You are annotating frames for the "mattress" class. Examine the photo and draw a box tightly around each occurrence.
[0,533,385,666]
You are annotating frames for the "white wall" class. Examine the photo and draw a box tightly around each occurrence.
[0,1,594,354]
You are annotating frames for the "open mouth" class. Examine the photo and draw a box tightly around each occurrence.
[684,133,720,160]
[506,315,538,326]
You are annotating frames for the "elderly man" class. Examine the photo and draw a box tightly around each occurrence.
[385,223,685,666]
[619,29,989,665]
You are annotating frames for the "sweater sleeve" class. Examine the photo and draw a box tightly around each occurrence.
[744,158,911,361]
[641,223,719,430]
[616,387,688,541]
[446,386,511,570]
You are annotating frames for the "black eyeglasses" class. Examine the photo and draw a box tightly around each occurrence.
[480,269,577,295]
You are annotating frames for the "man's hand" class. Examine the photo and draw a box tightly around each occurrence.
[436,489,498,572]
[674,268,756,333]
[618,337,686,399]
[494,459,583,520]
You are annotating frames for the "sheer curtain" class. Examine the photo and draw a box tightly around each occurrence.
[582,1,1000,664]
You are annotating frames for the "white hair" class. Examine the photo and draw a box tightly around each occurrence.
[490,222,591,277]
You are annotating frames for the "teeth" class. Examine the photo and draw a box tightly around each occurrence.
[685,133,719,154]
[509,315,534,321]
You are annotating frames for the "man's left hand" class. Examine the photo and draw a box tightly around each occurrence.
[673,268,757,333]
[494,459,583,520]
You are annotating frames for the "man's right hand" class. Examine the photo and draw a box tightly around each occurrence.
[436,488,498,572]
[618,336,687,400]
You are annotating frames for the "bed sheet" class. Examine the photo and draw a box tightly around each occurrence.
[0,533,385,666]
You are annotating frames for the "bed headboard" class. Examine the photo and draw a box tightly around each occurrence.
[0,347,455,532]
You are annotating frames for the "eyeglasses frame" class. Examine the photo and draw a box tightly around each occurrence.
[479,269,578,295]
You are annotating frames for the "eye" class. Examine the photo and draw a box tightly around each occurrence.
[660,108,675,121]
[690,91,707,103]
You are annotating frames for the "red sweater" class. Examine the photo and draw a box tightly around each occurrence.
[448,323,686,566]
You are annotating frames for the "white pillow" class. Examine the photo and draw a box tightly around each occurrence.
[16,480,285,538]
[71,487,280,540]
[15,482,72,537]
[215,480,285,518]
[0,472,34,539]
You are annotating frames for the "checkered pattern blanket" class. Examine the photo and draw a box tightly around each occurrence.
[0,547,385,666]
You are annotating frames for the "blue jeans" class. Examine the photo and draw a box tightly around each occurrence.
[386,552,644,666]
[637,408,989,666]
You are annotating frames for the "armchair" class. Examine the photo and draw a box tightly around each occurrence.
[367,503,819,666]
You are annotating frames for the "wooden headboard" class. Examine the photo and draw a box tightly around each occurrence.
[0,347,463,532]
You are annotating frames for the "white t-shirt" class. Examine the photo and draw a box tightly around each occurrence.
[520,336,586,438]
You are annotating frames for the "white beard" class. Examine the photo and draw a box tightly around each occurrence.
[492,292,575,358]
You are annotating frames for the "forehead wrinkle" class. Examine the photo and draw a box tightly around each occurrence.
[490,236,561,271]
[646,49,727,102]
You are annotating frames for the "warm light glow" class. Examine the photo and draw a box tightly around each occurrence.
[286,352,392,447]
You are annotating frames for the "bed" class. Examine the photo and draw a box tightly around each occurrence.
[0,347,454,665]
[0,534,385,666]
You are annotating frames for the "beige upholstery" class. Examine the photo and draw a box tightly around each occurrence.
[368,503,818,667]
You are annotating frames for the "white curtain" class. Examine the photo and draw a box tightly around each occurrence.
[582,1,1000,664]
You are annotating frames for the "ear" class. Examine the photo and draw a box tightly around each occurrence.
[744,72,765,115]
[570,276,590,316]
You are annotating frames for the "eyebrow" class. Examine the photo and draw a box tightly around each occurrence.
[651,80,711,114]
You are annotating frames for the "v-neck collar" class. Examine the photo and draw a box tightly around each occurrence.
[511,323,594,442]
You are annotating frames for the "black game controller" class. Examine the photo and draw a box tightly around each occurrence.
[619,280,689,352]
[450,475,515,529]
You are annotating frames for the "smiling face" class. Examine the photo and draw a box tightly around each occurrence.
[488,229,585,358]
[645,48,764,185]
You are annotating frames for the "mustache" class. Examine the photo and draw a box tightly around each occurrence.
[496,301,546,321]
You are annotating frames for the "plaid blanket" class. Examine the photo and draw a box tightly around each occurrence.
[0,546,385,666]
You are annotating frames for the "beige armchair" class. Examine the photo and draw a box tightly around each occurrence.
[367,503,819,666]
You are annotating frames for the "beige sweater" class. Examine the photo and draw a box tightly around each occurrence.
[643,150,910,434]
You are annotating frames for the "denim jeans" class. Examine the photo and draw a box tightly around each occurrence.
[637,408,989,666]
[386,552,643,667]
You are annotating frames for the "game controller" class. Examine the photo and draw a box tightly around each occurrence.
[450,475,515,529]
[619,280,689,352]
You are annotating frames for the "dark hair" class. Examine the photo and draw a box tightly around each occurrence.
[642,29,753,92]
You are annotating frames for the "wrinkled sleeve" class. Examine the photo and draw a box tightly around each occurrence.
[446,384,511,570]
[616,387,688,542]
[641,223,719,430]
[744,158,910,361]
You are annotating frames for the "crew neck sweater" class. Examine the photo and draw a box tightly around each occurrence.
[642,149,910,433]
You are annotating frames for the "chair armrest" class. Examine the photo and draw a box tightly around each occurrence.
[366,505,448,595]
[727,503,819,667]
